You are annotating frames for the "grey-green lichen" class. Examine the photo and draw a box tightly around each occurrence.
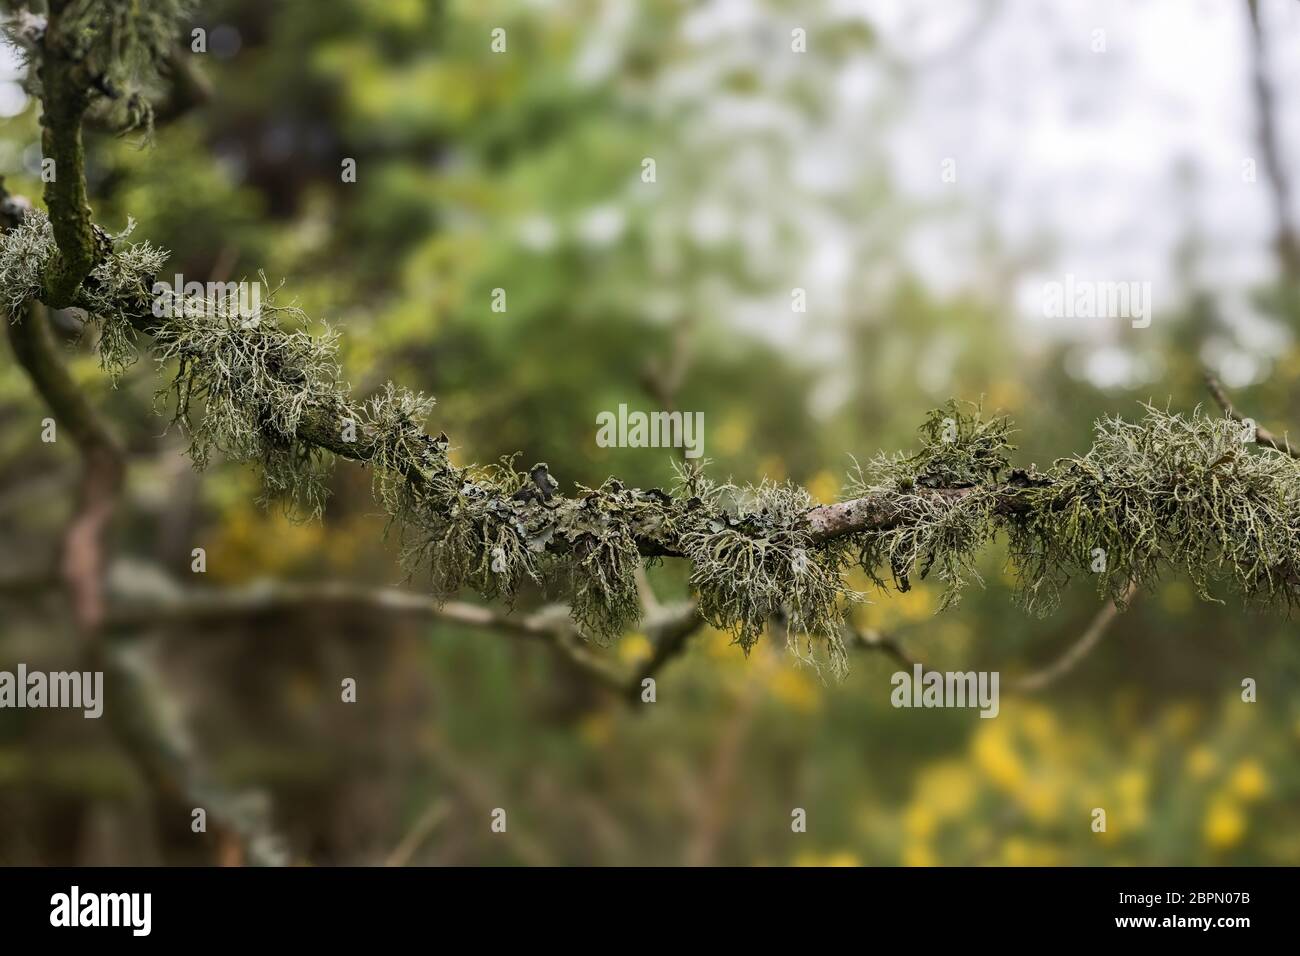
[1004,405,1300,614]
[4,0,195,133]
[0,208,165,375]
[677,469,858,676]
[848,401,1010,609]
[153,286,343,517]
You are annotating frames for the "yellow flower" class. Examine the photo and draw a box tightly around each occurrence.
[1020,778,1062,824]
[1186,747,1217,780]
[1203,799,1246,850]
[1020,704,1059,747]
[713,414,751,457]
[903,804,936,839]
[617,633,653,665]
[1228,760,1269,801]
[902,842,935,867]
[916,761,977,819]
[1002,838,1060,866]
[805,470,841,505]
[1116,768,1148,804]
[767,665,821,714]
[793,851,860,867]
[973,722,1025,792]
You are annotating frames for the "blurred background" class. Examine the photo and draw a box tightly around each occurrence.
[1,0,1299,865]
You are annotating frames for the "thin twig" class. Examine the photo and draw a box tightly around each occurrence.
[1011,582,1138,693]
[1205,372,1298,458]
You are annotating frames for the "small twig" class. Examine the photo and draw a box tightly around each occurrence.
[622,600,705,702]
[102,570,706,699]
[1204,372,1297,458]
[843,620,927,671]
[1011,582,1138,693]
[384,799,450,867]
[632,563,661,616]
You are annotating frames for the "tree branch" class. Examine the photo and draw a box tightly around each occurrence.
[38,0,108,308]
[1011,581,1138,693]
[1204,371,1297,458]
[103,569,705,700]
[1245,0,1300,282]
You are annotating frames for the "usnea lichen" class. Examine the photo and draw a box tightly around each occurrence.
[4,0,196,133]
[152,288,344,517]
[677,473,858,676]
[848,402,1011,609]
[1004,405,1300,613]
[0,208,165,375]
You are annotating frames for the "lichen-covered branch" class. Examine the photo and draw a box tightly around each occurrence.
[7,198,1300,675]
[5,1,1300,684]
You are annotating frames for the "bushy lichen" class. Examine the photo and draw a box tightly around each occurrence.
[154,287,342,516]
[0,208,165,374]
[847,401,1010,609]
[0,206,49,317]
[5,0,196,133]
[1004,405,1300,613]
[403,477,543,606]
[14,187,1300,675]
[679,476,857,676]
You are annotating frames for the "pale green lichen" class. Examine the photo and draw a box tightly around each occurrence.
[1004,405,1300,614]
[15,185,1300,674]
[679,474,857,677]
[0,207,51,317]
[847,401,1010,609]
[5,0,196,133]
[0,208,165,375]
[154,288,342,517]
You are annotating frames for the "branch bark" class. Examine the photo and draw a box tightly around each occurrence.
[1205,371,1297,459]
